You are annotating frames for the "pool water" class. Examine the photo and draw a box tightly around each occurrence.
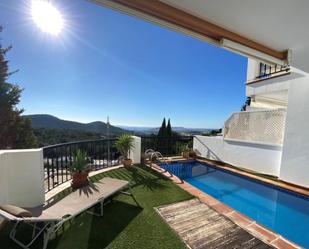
[160,160,309,248]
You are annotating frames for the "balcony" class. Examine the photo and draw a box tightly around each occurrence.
[256,63,290,80]
[0,136,196,249]
[223,109,286,146]
[246,62,291,85]
[43,136,192,193]
[0,134,303,249]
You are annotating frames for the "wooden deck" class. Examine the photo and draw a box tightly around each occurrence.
[156,199,274,249]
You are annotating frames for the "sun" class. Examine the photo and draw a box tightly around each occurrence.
[31,0,64,35]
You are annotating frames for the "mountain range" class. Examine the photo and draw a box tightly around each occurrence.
[115,126,211,135]
[24,114,212,136]
[24,114,127,135]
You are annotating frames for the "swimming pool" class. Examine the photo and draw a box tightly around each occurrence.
[160,160,309,248]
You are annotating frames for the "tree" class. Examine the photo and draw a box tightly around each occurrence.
[157,118,166,137]
[166,118,173,154]
[166,118,172,137]
[157,118,177,155]
[157,118,166,154]
[0,27,37,149]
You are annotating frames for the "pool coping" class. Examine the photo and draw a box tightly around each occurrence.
[196,158,309,198]
[150,162,303,249]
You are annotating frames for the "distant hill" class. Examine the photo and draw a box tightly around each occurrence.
[24,115,213,146]
[117,125,212,135]
[24,114,128,135]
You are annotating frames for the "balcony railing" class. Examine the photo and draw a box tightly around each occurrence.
[223,109,286,145]
[43,136,193,192]
[141,136,193,156]
[43,139,120,193]
[257,63,290,80]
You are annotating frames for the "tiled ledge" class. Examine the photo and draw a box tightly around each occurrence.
[150,163,302,249]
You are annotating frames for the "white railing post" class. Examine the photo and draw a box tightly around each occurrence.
[129,136,141,164]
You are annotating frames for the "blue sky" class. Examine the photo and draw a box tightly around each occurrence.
[0,0,247,128]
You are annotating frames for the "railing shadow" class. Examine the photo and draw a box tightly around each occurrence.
[194,136,222,162]
[48,200,142,249]
[127,167,168,191]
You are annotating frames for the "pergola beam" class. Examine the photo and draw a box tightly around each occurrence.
[91,0,288,62]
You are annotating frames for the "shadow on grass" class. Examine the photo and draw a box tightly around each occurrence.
[127,166,168,191]
[49,200,142,249]
[136,165,167,178]
[0,201,142,249]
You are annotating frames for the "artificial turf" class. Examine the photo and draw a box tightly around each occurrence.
[0,165,193,249]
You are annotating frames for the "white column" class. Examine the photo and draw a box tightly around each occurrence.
[246,58,260,82]
[280,76,309,188]
[129,136,141,164]
[0,149,45,207]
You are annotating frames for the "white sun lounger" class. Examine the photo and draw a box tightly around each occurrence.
[0,177,139,249]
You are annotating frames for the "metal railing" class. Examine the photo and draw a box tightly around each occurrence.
[43,139,120,192]
[223,109,286,145]
[141,136,193,156]
[257,63,290,79]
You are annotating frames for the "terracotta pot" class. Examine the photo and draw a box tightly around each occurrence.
[123,159,133,167]
[182,151,190,159]
[189,151,197,158]
[71,172,89,189]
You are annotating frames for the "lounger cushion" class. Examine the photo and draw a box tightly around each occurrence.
[0,205,32,218]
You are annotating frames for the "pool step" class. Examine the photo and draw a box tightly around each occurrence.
[156,198,274,249]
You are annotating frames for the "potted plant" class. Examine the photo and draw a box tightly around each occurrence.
[181,145,191,159]
[70,149,89,189]
[115,134,135,167]
[187,140,197,158]
[181,141,196,159]
[189,149,197,158]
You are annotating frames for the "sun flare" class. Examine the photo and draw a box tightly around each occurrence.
[31,0,63,35]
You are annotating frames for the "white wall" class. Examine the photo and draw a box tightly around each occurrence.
[0,149,44,208]
[129,136,141,164]
[246,78,290,97]
[280,76,309,188]
[194,135,282,176]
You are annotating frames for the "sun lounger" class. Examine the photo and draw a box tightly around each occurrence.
[0,177,139,249]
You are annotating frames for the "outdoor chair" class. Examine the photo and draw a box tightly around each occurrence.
[0,177,139,249]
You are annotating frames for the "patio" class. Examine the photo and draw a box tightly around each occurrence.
[0,165,193,249]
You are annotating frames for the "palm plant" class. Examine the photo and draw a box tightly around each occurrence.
[69,149,89,188]
[115,134,134,161]
[70,149,88,173]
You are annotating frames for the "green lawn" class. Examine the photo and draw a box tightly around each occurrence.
[0,165,193,249]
